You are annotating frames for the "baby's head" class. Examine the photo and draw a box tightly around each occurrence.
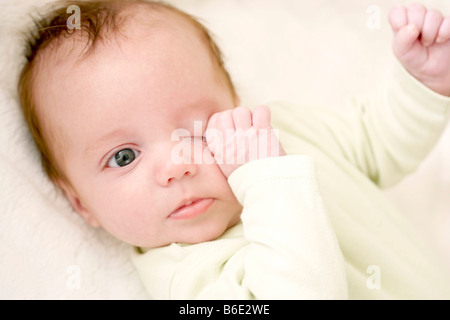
[18,0,242,248]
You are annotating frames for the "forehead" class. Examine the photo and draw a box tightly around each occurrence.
[35,7,221,109]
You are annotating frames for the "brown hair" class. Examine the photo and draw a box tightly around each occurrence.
[18,0,237,183]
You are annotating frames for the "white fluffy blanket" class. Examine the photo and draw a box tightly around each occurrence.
[1,0,449,299]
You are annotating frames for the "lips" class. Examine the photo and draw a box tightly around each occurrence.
[168,198,214,220]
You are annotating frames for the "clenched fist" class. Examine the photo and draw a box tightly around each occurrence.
[389,4,450,96]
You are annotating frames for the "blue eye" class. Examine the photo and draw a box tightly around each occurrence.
[108,148,139,168]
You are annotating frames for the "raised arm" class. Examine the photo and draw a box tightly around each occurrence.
[270,5,450,188]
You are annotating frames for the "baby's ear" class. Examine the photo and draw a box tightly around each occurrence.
[53,178,100,228]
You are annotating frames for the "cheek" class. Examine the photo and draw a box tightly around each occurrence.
[91,192,162,245]
[79,178,162,238]
[202,162,238,203]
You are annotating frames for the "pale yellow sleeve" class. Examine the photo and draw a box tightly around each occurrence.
[271,64,450,189]
[227,155,348,299]
[321,63,450,188]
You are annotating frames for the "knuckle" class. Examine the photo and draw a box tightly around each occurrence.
[258,105,270,113]
[409,3,426,12]
[232,106,244,117]
[217,110,232,123]
[206,115,217,129]
[233,105,250,117]
[426,9,443,21]
[440,19,450,37]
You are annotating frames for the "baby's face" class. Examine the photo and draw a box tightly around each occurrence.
[35,15,242,248]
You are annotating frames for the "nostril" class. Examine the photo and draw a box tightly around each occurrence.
[167,171,192,185]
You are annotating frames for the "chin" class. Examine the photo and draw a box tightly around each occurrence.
[185,229,224,244]
[183,222,231,245]
[188,215,241,244]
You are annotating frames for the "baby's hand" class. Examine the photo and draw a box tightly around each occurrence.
[205,106,286,178]
[389,4,450,96]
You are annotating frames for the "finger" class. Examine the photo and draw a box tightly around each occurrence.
[252,105,271,129]
[406,3,427,30]
[437,16,450,43]
[205,111,232,152]
[205,113,228,163]
[206,112,218,131]
[214,109,235,132]
[205,113,219,148]
[232,106,252,130]
[421,10,444,46]
[389,5,408,33]
[393,24,421,58]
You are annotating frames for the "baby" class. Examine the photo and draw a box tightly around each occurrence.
[18,0,450,299]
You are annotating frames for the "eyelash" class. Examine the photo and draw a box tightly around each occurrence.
[191,135,207,144]
[105,146,140,169]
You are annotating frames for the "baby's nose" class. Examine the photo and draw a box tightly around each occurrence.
[160,162,198,187]
[156,140,199,187]
[166,169,193,184]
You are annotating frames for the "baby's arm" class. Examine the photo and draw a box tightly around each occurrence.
[200,107,347,299]
[224,155,347,299]
[300,5,450,188]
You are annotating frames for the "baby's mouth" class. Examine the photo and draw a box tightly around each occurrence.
[168,198,214,220]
